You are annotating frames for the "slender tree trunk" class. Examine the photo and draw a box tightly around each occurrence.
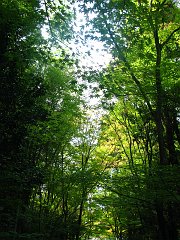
[39,186,42,233]
[155,202,168,240]
[75,192,85,240]
[154,29,167,165]
[164,106,178,164]
[167,204,178,240]
[153,27,178,240]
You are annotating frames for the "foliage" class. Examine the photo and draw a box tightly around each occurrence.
[78,0,180,239]
[1,0,180,239]
[0,0,84,239]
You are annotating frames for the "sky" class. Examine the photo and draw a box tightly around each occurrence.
[70,2,112,70]
[68,2,112,108]
[41,1,112,109]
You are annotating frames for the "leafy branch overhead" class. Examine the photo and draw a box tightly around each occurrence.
[0,0,179,240]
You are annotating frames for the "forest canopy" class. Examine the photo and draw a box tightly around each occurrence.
[0,0,179,240]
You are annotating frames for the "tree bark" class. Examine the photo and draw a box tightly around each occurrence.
[156,202,168,240]
[153,29,167,165]
[164,106,178,164]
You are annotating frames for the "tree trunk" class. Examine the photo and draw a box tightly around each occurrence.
[154,29,167,165]
[156,202,169,240]
[167,204,178,240]
[164,106,178,164]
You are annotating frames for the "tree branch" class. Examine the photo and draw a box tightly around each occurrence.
[106,186,155,207]
[43,0,53,36]
[99,9,154,118]
[161,26,180,49]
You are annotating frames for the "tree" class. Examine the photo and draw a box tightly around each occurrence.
[1,0,179,239]
[94,98,179,239]
[26,114,104,240]
[0,0,81,238]
[79,0,180,239]
[81,0,180,164]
